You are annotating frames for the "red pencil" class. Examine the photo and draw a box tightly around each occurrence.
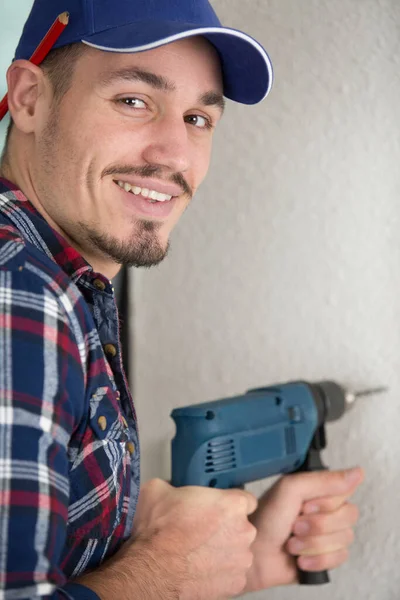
[0,11,69,122]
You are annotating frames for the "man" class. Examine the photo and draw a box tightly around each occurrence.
[0,0,363,598]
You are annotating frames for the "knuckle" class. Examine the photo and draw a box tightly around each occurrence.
[246,522,258,544]
[143,477,165,494]
[240,521,257,546]
[143,477,158,489]
[244,550,254,570]
[223,493,244,516]
[151,477,165,486]
[235,550,254,571]
[225,490,244,507]
[234,491,256,514]
[237,493,250,511]
[244,490,257,507]
[231,574,247,595]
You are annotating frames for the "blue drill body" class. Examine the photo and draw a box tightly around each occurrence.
[171,381,327,489]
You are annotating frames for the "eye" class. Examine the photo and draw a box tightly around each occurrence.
[185,114,213,130]
[119,97,147,109]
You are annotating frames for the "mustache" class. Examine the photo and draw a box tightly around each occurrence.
[102,164,192,198]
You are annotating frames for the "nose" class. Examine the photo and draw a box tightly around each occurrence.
[141,113,191,174]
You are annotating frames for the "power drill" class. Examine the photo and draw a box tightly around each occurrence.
[170,379,385,586]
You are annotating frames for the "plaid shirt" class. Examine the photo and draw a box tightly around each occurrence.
[0,178,140,600]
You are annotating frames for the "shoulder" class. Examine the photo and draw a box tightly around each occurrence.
[0,223,90,378]
[0,221,76,304]
[0,221,82,305]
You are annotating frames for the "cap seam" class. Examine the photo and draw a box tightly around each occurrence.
[85,0,95,35]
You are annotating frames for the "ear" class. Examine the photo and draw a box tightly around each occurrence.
[6,60,47,134]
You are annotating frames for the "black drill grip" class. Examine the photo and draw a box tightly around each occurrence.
[298,569,330,585]
[296,425,330,585]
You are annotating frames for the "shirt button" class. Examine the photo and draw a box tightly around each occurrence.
[126,441,135,456]
[104,343,117,357]
[98,416,107,431]
[122,416,128,429]
[93,278,106,291]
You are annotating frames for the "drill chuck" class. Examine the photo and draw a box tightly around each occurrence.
[309,381,348,425]
[310,381,388,425]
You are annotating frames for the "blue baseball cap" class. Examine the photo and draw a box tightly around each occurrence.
[14,0,273,105]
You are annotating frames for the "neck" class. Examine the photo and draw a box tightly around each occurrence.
[0,156,12,181]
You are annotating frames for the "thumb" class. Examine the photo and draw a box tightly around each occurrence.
[251,467,363,544]
[285,467,364,504]
[269,467,363,503]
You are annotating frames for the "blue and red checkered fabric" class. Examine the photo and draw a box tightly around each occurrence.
[0,177,140,600]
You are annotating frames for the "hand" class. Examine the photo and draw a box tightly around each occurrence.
[132,478,258,600]
[244,467,364,593]
[76,478,258,600]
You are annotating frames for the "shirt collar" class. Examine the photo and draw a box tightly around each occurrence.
[0,177,94,284]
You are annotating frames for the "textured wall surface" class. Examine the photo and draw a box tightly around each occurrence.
[132,1,400,599]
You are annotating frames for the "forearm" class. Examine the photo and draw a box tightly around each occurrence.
[73,537,185,600]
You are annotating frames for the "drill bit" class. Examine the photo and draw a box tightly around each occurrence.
[345,386,388,409]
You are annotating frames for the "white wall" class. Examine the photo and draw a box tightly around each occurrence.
[132,1,400,599]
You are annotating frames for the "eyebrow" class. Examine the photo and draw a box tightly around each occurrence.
[99,67,226,116]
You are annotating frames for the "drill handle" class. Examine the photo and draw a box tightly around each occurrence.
[296,425,330,586]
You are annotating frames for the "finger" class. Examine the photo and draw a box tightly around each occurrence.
[302,494,350,515]
[284,467,364,504]
[297,548,349,572]
[287,528,355,557]
[224,488,258,515]
[293,502,359,537]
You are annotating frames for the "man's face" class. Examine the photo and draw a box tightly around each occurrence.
[32,36,224,274]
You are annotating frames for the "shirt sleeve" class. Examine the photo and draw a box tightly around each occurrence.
[0,255,99,600]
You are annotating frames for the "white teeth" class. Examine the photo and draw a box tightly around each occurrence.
[116,180,173,202]
[154,191,169,201]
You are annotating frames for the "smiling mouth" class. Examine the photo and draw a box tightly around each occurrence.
[114,179,175,204]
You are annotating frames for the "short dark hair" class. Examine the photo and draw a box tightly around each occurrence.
[1,43,87,164]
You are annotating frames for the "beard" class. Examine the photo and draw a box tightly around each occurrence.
[76,217,170,268]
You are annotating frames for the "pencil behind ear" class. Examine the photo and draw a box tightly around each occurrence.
[0,12,70,122]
